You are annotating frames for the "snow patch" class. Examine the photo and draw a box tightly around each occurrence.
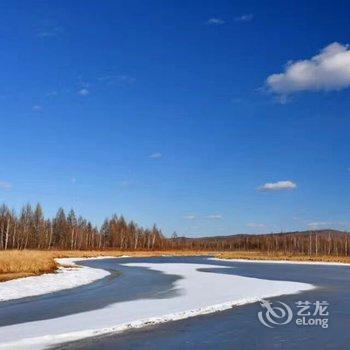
[0,261,314,349]
[0,257,112,302]
[210,257,350,266]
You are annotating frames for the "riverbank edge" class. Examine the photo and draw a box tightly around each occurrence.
[1,249,350,282]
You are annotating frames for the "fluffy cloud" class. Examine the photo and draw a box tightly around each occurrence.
[36,25,63,39]
[207,214,223,219]
[32,105,43,112]
[0,181,12,190]
[267,42,350,94]
[206,18,225,25]
[98,74,136,86]
[307,222,331,229]
[234,14,253,22]
[184,214,223,220]
[119,180,132,188]
[78,88,89,96]
[149,152,162,159]
[247,223,265,228]
[184,215,196,220]
[259,180,297,191]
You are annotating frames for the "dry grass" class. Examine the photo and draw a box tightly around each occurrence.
[0,250,215,282]
[2,249,350,282]
[218,251,350,263]
[0,250,58,281]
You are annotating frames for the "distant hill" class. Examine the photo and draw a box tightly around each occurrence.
[187,229,348,241]
[173,229,347,241]
[171,229,350,256]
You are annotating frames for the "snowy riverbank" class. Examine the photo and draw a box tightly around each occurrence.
[0,260,314,349]
[0,257,112,302]
[209,257,350,266]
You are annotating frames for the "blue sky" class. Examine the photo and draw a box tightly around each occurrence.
[1,0,350,236]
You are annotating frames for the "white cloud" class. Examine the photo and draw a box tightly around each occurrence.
[98,74,136,86]
[36,26,63,39]
[307,222,331,228]
[207,18,225,25]
[78,88,89,96]
[32,105,43,112]
[184,215,196,220]
[119,180,132,188]
[267,42,350,95]
[149,152,162,159]
[247,223,265,228]
[207,214,223,219]
[234,14,253,22]
[116,75,136,85]
[0,181,12,190]
[259,180,297,191]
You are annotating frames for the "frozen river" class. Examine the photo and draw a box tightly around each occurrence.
[0,256,348,349]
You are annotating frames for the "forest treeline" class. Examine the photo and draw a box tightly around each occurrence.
[174,230,350,256]
[0,203,166,250]
[0,203,349,256]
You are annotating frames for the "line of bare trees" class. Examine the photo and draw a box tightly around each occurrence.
[172,230,350,256]
[1,203,349,256]
[0,203,166,250]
